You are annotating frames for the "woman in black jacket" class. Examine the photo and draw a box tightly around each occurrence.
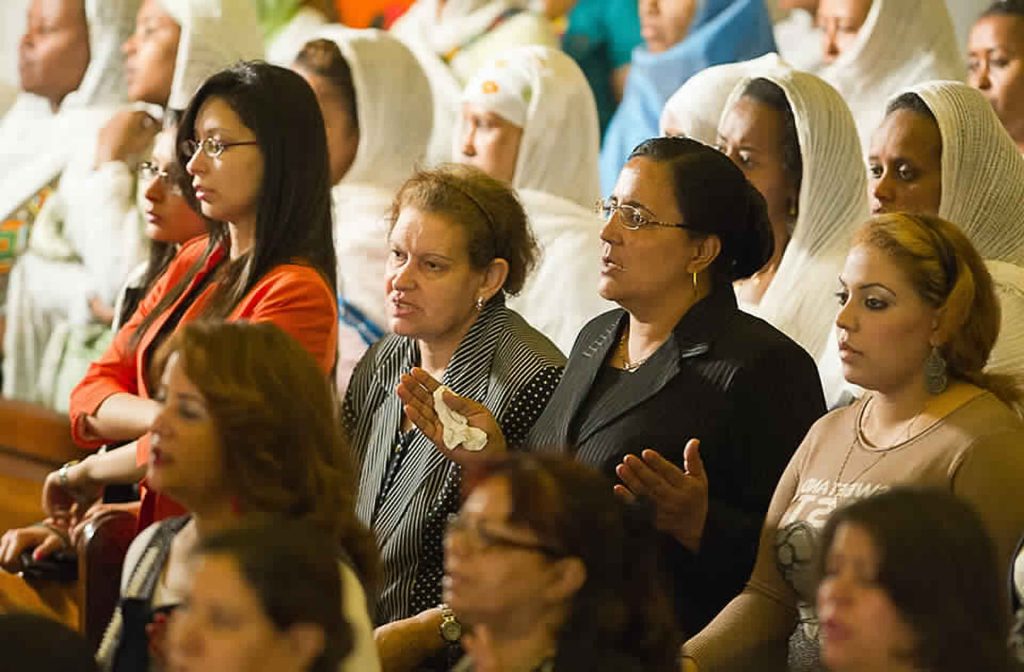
[399,137,826,636]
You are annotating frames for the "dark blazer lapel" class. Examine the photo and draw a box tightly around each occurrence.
[574,341,684,445]
[535,311,624,450]
[370,302,504,546]
[575,288,734,446]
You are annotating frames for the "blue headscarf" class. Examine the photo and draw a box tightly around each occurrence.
[598,0,776,194]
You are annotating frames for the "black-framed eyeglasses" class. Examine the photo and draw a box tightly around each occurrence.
[137,161,183,195]
[445,513,565,557]
[595,197,689,231]
[181,137,259,160]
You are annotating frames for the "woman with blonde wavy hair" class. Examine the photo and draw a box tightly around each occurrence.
[684,212,1024,672]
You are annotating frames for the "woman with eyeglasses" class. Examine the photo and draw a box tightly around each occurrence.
[442,453,680,672]
[22,62,340,544]
[398,136,827,637]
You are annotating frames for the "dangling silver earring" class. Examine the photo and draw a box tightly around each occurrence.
[925,346,948,395]
[476,296,485,311]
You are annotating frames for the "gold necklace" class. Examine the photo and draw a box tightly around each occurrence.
[834,399,924,494]
[616,331,651,372]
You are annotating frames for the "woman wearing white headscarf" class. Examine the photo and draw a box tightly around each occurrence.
[820,80,1024,406]
[2,0,263,404]
[293,27,434,394]
[716,67,869,362]
[456,46,613,354]
[0,0,138,395]
[391,0,558,165]
[818,0,966,149]
[660,52,788,144]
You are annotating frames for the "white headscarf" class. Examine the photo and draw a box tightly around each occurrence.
[907,81,1024,265]
[819,0,966,149]
[819,80,1024,406]
[0,0,138,219]
[316,28,434,390]
[723,67,869,361]
[459,46,611,353]
[392,0,531,57]
[157,0,265,110]
[659,52,788,145]
[63,0,141,109]
[945,0,990,48]
[461,45,600,208]
[320,27,434,191]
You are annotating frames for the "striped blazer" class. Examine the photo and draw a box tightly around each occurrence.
[343,298,565,623]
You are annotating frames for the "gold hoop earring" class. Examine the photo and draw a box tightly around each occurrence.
[692,272,698,291]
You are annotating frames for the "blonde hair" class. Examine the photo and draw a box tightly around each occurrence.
[854,213,1023,416]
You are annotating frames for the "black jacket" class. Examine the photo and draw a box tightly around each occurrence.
[527,286,826,635]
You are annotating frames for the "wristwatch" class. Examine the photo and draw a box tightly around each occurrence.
[438,603,462,644]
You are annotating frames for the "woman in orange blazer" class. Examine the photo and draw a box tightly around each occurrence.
[22,62,339,552]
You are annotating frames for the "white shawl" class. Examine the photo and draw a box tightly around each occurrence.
[265,6,329,65]
[659,52,788,145]
[819,81,1024,406]
[391,0,531,57]
[460,46,611,353]
[819,0,966,150]
[723,68,869,361]
[158,0,265,110]
[0,0,138,220]
[316,27,434,392]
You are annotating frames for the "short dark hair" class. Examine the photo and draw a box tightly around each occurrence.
[627,137,773,281]
[818,488,1014,672]
[197,517,353,672]
[466,454,681,672]
[741,77,803,201]
[390,164,539,297]
[293,38,359,132]
[0,613,96,672]
[981,0,1024,18]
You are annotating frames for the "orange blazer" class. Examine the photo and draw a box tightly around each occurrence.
[69,235,338,524]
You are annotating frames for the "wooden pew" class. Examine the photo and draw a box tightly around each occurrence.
[0,398,81,533]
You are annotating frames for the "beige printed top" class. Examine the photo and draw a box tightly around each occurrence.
[687,390,1024,672]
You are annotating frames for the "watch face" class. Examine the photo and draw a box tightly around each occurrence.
[441,619,462,642]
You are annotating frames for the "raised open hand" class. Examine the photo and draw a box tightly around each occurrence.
[614,438,709,552]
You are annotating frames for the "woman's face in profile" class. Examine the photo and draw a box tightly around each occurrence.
[456,103,523,185]
[122,0,181,106]
[867,109,942,217]
[817,522,918,672]
[169,554,323,672]
[599,157,699,309]
[147,353,225,506]
[141,130,206,245]
[816,0,872,63]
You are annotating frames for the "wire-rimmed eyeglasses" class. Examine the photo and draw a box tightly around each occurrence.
[445,513,565,557]
[137,161,183,195]
[181,137,259,160]
[595,197,689,231]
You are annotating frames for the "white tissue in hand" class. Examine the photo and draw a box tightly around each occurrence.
[433,385,487,452]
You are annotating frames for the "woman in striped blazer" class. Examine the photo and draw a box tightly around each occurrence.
[342,164,565,670]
